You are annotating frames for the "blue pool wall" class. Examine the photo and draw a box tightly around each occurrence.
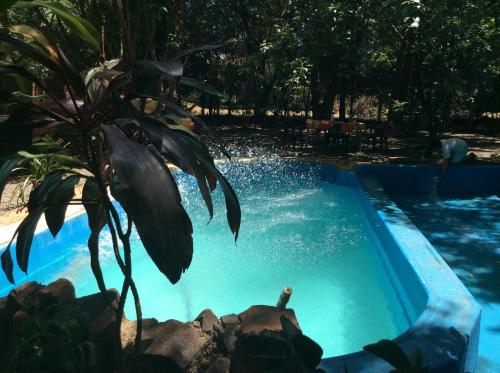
[318,164,482,373]
[355,164,500,196]
[0,209,91,295]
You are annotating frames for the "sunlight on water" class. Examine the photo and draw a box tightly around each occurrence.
[14,159,409,357]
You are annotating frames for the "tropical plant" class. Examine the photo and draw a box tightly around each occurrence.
[0,1,240,370]
[7,306,99,372]
[11,150,64,205]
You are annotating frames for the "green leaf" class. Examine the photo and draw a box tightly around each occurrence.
[0,157,22,203]
[12,91,50,102]
[45,175,80,238]
[27,170,64,213]
[172,42,224,59]
[15,209,45,273]
[14,1,99,50]
[0,0,17,11]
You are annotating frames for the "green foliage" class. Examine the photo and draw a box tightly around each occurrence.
[12,152,64,205]
[7,306,99,372]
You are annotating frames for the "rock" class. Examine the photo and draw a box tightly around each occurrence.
[238,305,300,335]
[206,357,231,373]
[221,314,240,353]
[142,320,211,371]
[7,281,42,311]
[11,310,28,335]
[195,309,222,335]
[121,318,159,352]
[36,278,75,309]
[75,289,120,370]
[233,332,292,373]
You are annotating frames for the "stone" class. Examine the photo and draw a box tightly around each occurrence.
[75,289,120,370]
[238,305,300,335]
[11,309,29,335]
[142,320,211,371]
[121,318,159,352]
[206,357,231,373]
[36,278,75,309]
[220,313,240,353]
[7,281,42,311]
[195,309,222,335]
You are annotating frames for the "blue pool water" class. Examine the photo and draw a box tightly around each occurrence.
[0,162,411,357]
[392,193,500,373]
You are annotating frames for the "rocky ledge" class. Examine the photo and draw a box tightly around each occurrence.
[0,279,324,372]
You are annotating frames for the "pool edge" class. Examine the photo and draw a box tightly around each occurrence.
[318,164,481,373]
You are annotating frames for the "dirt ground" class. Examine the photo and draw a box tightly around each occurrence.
[1,125,498,227]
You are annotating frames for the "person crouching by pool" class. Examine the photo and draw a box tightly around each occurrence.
[434,138,475,182]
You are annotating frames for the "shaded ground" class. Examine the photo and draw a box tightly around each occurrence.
[393,194,500,373]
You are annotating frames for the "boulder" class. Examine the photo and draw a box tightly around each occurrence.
[206,357,231,373]
[142,320,211,371]
[35,278,75,309]
[238,305,300,335]
[121,317,159,352]
[75,289,120,370]
[7,281,42,312]
[195,309,222,335]
[11,309,29,335]
[220,314,240,353]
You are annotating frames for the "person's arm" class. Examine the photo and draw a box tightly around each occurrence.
[436,158,449,182]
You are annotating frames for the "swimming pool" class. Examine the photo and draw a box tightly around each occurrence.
[0,162,482,371]
[0,162,411,358]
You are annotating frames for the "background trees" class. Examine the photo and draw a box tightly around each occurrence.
[2,0,499,129]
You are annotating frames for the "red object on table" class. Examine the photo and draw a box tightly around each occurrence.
[319,120,332,131]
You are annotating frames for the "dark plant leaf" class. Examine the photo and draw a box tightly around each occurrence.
[363,339,412,371]
[172,42,224,60]
[175,132,240,239]
[103,124,193,283]
[290,334,323,369]
[136,117,213,219]
[16,208,45,273]
[132,61,161,95]
[45,175,80,238]
[154,59,184,78]
[54,44,86,97]
[179,77,224,97]
[27,171,64,213]
[0,36,60,72]
[0,104,55,127]
[1,246,15,283]
[0,157,22,203]
[82,179,107,232]
[8,25,58,62]
[280,314,302,340]
[160,99,208,129]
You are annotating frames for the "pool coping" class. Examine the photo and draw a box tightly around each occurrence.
[318,164,481,372]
